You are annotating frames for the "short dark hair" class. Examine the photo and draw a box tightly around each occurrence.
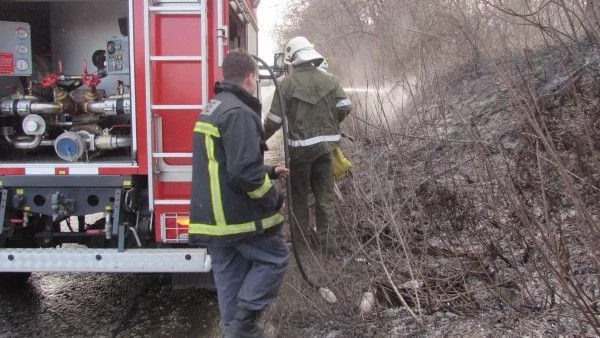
[222,49,256,84]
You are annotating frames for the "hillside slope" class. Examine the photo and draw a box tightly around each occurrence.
[265,43,600,337]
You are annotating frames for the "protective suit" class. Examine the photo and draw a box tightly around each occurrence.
[264,37,352,256]
[190,81,289,336]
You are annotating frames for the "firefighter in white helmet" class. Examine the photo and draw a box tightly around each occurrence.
[264,36,352,258]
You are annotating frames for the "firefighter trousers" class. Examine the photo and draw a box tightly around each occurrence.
[209,230,290,327]
[290,151,337,252]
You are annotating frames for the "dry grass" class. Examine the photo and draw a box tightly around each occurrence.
[267,1,600,336]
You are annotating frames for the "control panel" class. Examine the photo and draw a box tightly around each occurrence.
[0,21,33,77]
[106,36,129,75]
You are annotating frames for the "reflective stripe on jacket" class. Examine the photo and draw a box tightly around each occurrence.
[264,64,352,163]
[189,82,284,247]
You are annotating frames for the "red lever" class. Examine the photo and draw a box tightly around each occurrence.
[82,73,101,88]
[41,73,59,88]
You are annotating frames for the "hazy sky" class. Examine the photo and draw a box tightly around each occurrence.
[257,0,290,61]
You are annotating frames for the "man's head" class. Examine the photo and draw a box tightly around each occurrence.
[222,49,257,94]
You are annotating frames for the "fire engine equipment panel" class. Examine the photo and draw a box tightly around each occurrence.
[0,21,33,76]
[0,0,264,281]
[106,37,129,75]
[0,1,133,163]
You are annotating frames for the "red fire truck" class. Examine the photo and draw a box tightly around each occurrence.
[0,0,261,284]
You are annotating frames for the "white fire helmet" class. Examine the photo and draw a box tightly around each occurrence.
[284,36,324,66]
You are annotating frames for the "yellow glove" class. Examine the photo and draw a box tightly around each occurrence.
[332,147,353,179]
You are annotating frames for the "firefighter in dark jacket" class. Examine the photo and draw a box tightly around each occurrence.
[189,49,290,338]
[264,36,352,258]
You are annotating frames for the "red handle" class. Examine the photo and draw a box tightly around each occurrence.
[41,73,59,88]
[82,73,101,88]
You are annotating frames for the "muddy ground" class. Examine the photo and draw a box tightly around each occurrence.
[0,273,220,337]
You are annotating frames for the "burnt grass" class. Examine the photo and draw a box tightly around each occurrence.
[264,43,600,336]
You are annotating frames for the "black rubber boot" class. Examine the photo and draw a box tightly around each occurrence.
[223,308,266,338]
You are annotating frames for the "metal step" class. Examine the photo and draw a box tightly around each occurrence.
[154,0,200,3]
[152,152,193,158]
[150,56,203,62]
[0,248,210,273]
[155,199,191,205]
[151,104,204,110]
[149,6,202,14]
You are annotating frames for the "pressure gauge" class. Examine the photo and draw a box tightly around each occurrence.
[16,28,28,40]
[107,41,116,54]
[16,44,29,55]
[22,114,46,136]
[15,59,29,71]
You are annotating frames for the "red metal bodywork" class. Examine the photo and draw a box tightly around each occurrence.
[137,0,232,242]
[0,0,258,244]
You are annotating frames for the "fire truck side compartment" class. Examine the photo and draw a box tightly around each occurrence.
[0,1,134,163]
